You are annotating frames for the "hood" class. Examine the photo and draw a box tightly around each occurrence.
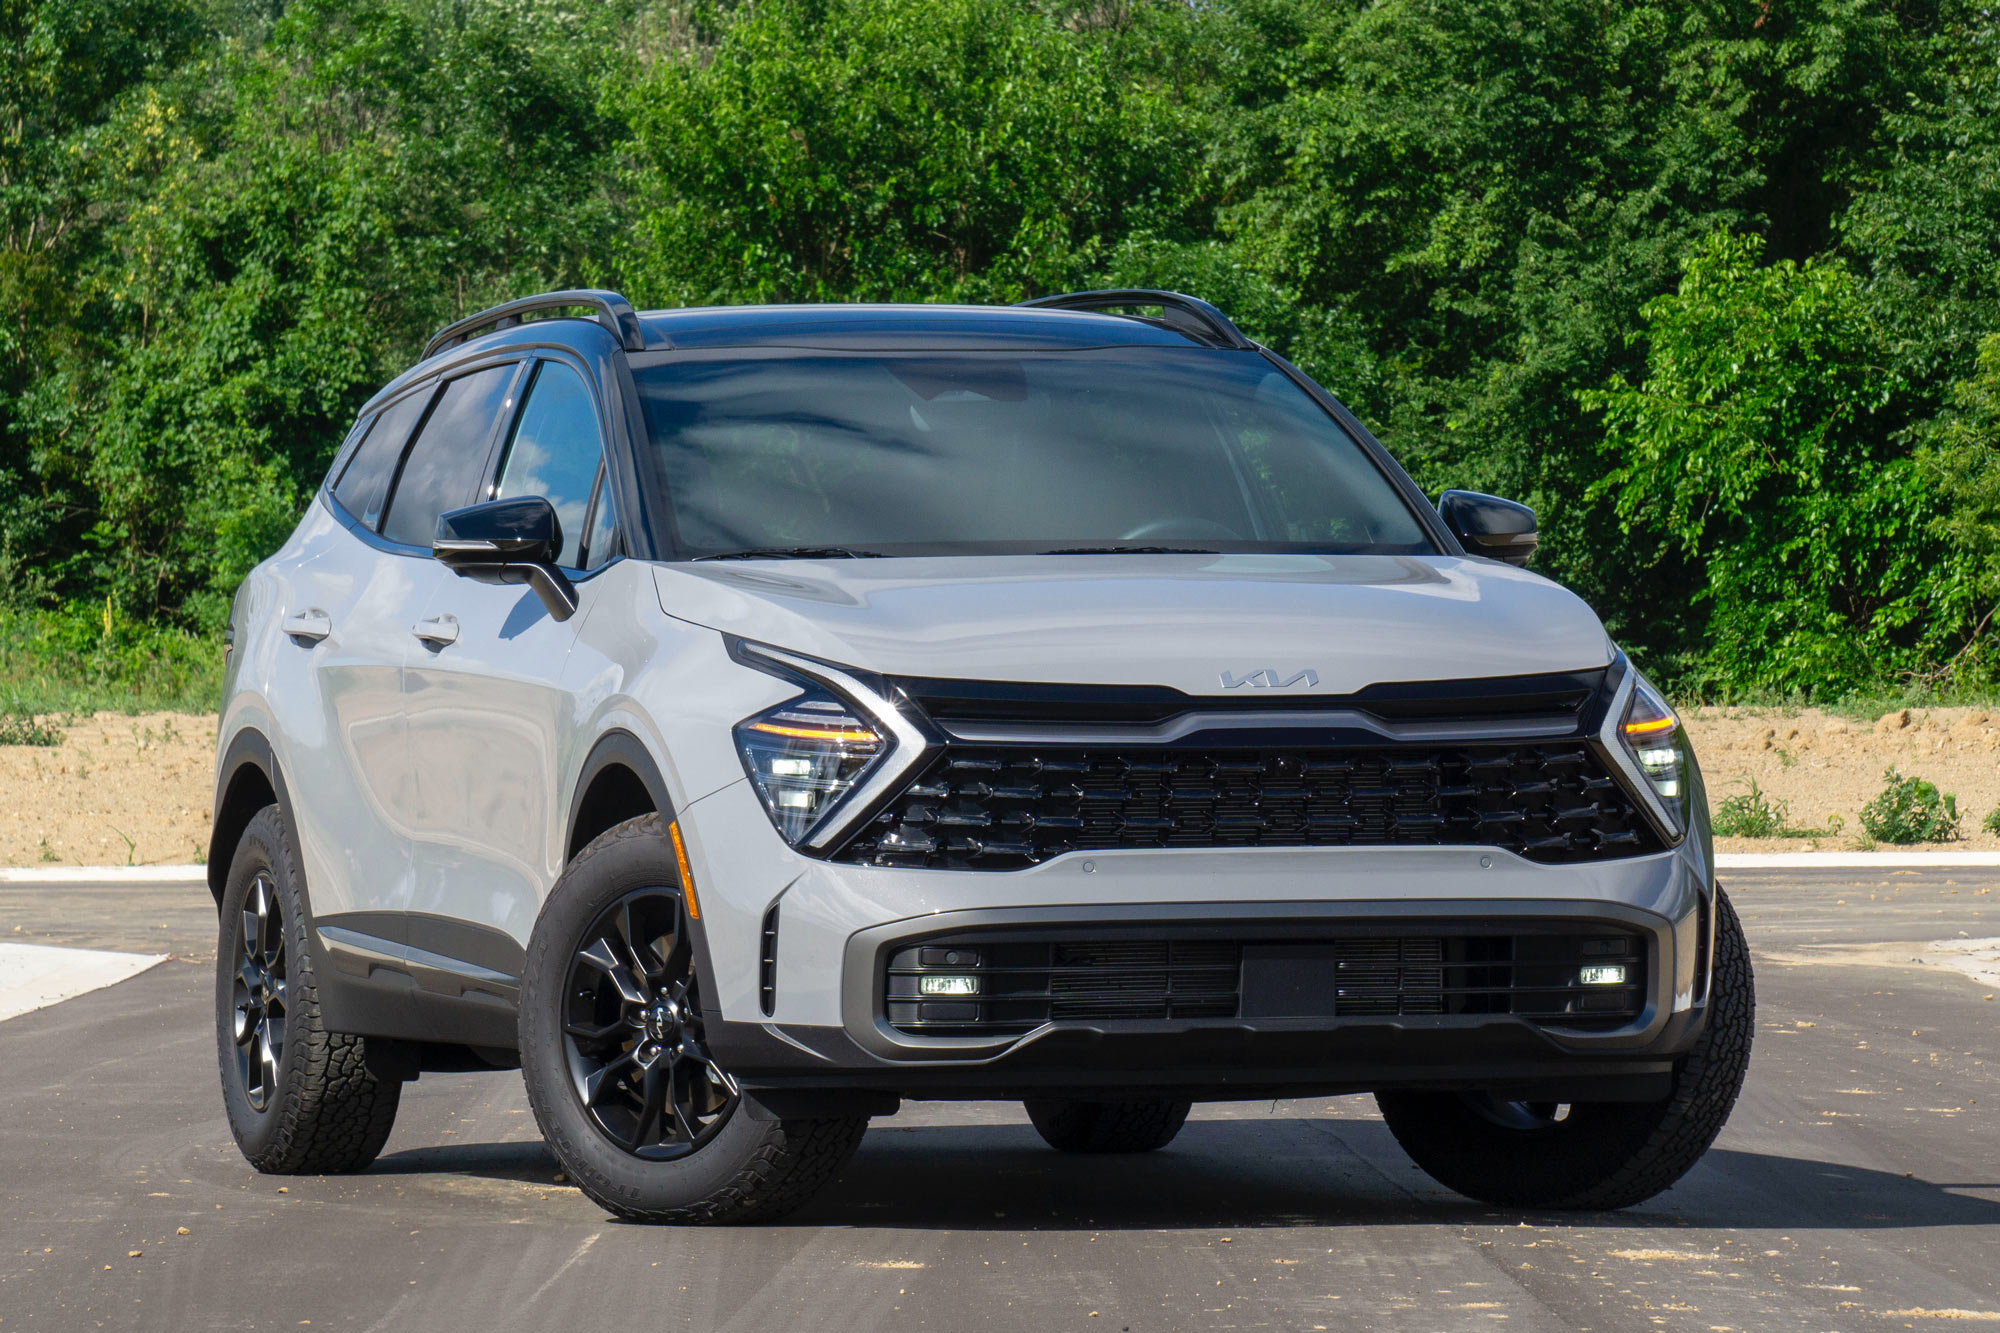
[652,554,1611,695]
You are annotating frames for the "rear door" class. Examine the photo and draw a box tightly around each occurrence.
[282,383,438,943]
[403,355,618,1005]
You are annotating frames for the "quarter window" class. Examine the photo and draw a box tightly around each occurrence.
[333,387,432,531]
[380,364,517,548]
[493,360,607,569]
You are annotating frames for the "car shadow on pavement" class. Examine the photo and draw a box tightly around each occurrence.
[367,1117,2000,1233]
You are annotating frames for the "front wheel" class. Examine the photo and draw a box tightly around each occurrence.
[1377,887,1754,1210]
[519,814,866,1224]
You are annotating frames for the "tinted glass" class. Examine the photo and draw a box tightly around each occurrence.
[635,350,1431,557]
[583,471,619,568]
[492,361,604,568]
[333,388,432,530]
[380,364,515,548]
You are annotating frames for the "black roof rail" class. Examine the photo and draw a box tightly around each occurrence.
[421,289,651,361]
[1015,288,1255,350]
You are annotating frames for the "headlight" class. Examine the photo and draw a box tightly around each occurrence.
[735,684,887,845]
[1618,672,1689,833]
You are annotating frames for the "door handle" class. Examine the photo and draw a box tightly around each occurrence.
[413,614,459,647]
[281,609,331,643]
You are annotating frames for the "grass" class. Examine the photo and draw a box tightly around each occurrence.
[0,604,223,717]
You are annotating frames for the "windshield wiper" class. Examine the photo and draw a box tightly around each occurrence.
[1039,545,1218,555]
[691,546,889,561]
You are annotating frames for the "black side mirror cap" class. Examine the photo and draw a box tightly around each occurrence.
[434,497,578,621]
[1437,489,1538,568]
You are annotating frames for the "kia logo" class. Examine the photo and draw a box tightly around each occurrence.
[1219,667,1320,689]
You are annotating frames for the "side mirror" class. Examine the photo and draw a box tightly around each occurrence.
[434,496,578,621]
[1437,490,1538,568]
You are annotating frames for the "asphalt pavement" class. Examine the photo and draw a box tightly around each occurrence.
[1,866,1996,1331]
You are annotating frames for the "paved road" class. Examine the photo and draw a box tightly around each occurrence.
[1,867,1996,1331]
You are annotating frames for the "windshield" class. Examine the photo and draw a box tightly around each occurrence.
[634,349,1435,558]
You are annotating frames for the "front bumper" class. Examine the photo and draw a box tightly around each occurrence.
[681,778,1717,1103]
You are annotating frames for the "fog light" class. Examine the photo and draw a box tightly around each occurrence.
[1579,964,1628,986]
[919,974,981,997]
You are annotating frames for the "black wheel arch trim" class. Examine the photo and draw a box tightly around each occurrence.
[209,728,307,909]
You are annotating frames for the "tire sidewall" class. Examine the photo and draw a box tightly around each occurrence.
[214,806,310,1161]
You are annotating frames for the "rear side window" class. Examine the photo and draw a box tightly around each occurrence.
[333,388,432,530]
[492,361,606,569]
[380,364,517,548]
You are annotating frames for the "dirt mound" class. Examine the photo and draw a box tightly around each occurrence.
[0,713,216,867]
[1688,706,1999,851]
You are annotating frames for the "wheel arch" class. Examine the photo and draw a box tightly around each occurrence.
[208,729,303,908]
[565,729,678,863]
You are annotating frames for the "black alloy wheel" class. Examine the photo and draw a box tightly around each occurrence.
[562,888,738,1159]
[230,870,289,1112]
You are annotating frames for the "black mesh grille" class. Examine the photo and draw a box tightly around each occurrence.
[844,743,1657,870]
[884,930,1647,1036]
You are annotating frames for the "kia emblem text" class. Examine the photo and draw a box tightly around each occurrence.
[1219,667,1321,689]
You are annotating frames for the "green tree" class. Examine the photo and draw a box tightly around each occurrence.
[1587,231,1963,695]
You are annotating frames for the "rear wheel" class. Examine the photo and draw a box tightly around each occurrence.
[1025,1098,1192,1153]
[214,806,401,1174]
[1376,888,1754,1210]
[519,814,867,1224]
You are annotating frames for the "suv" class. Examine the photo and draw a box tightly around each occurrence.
[209,289,1750,1223]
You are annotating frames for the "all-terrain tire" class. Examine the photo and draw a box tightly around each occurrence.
[518,813,867,1224]
[1376,887,1754,1210]
[215,805,401,1174]
[1024,1098,1192,1153]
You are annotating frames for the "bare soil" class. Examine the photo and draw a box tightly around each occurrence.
[1,712,217,867]
[0,706,1996,867]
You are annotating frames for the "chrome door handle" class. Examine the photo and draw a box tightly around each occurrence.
[413,615,459,647]
[281,609,331,643]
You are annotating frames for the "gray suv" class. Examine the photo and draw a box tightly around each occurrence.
[209,289,1750,1223]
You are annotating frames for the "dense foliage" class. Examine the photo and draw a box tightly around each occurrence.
[4,0,2000,700]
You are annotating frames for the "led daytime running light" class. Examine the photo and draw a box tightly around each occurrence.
[1622,715,1678,736]
[747,720,882,744]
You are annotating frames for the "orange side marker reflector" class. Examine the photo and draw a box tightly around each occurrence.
[669,820,699,920]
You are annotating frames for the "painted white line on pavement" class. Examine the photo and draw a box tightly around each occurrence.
[0,865,206,886]
[0,942,168,1022]
[1717,851,2000,868]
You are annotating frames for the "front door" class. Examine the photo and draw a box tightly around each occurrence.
[402,356,618,1025]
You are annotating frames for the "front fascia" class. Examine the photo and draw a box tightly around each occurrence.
[673,769,1709,1039]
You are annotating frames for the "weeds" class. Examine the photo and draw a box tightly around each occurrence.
[1711,777,1842,839]
[1985,807,2000,837]
[0,710,62,746]
[1858,768,1962,844]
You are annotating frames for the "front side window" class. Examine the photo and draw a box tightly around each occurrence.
[634,350,1433,557]
[492,360,606,569]
[380,364,517,548]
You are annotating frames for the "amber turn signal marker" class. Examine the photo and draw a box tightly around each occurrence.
[669,820,699,920]
[1621,715,1677,736]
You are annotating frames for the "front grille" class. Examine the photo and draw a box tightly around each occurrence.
[884,929,1647,1037]
[843,743,1656,870]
